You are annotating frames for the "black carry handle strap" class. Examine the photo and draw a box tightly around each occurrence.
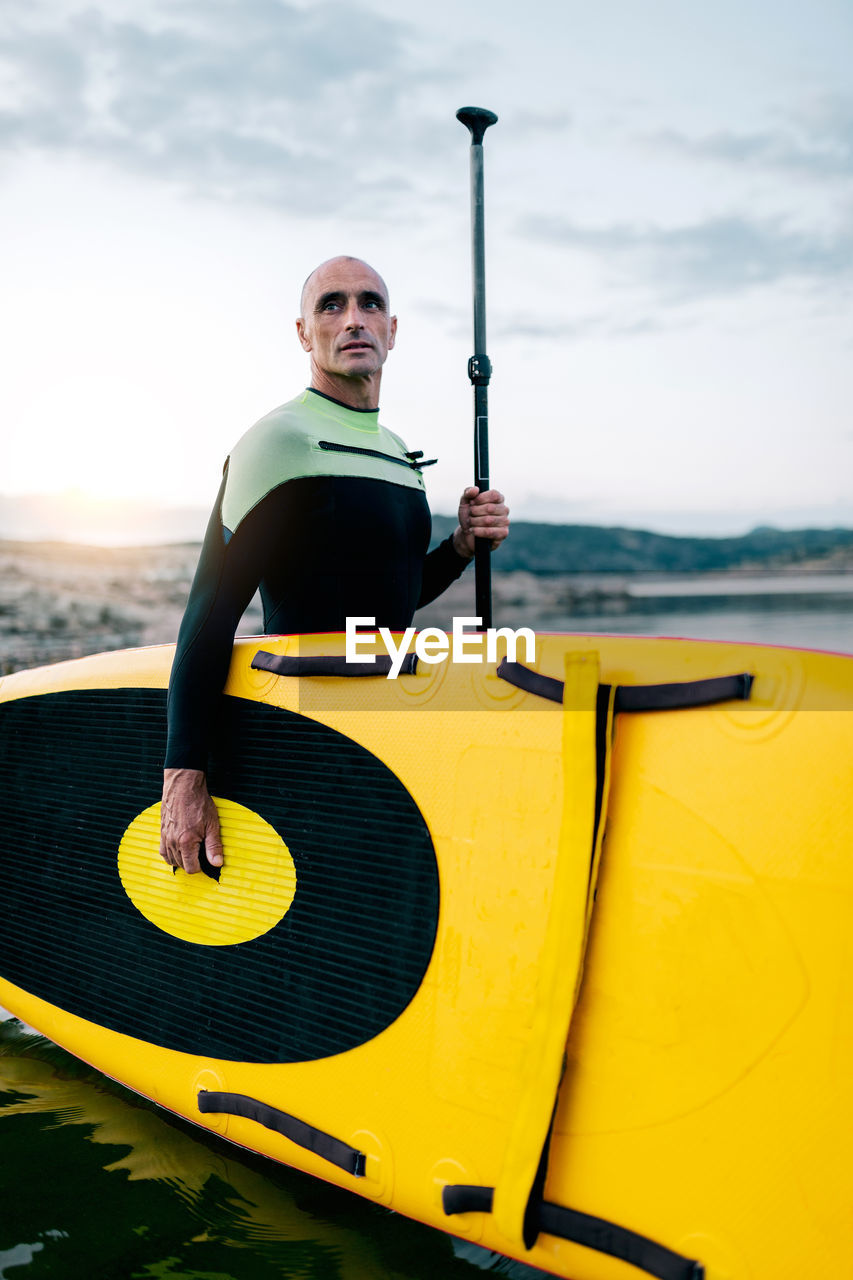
[252,651,418,678]
[442,1185,704,1280]
[198,1090,366,1177]
[252,652,753,706]
[614,672,754,712]
[497,659,753,711]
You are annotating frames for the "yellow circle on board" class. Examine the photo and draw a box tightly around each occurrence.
[118,798,297,947]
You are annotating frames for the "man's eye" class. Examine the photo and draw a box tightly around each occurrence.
[322,301,341,311]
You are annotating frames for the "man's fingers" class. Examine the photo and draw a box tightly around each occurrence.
[204,817,224,868]
[159,833,184,869]
[469,487,504,506]
[468,492,507,517]
[468,497,510,540]
[176,833,203,875]
[455,483,510,557]
[159,824,214,874]
[469,505,509,523]
[159,770,224,875]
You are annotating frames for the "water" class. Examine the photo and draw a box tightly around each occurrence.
[0,1015,542,1280]
[549,574,853,654]
[2,589,850,1279]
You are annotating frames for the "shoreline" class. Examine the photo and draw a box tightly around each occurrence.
[2,540,851,676]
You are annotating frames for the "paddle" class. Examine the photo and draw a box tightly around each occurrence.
[456,105,498,630]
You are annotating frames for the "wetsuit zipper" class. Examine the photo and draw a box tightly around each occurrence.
[317,441,435,470]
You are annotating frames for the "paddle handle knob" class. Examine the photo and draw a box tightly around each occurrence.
[456,106,498,145]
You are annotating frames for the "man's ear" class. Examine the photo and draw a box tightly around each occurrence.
[388,315,398,351]
[296,317,312,352]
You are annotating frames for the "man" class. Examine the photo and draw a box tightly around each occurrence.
[160,256,509,874]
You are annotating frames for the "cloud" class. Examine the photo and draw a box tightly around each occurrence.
[518,212,853,302]
[488,311,667,342]
[651,96,853,181]
[0,0,457,216]
[510,108,572,138]
[418,298,669,344]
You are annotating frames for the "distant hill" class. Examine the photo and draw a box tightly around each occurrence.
[2,489,852,573]
[430,518,853,574]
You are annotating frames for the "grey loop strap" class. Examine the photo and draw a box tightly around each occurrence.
[252,651,418,678]
[441,1185,704,1280]
[614,671,753,712]
[497,658,753,712]
[497,659,564,703]
[197,1090,366,1177]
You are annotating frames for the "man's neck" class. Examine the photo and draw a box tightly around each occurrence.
[309,364,381,411]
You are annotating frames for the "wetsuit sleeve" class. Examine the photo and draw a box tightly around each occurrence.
[417,534,471,608]
[165,472,270,771]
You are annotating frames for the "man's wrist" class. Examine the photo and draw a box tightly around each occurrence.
[451,525,474,561]
[163,767,207,791]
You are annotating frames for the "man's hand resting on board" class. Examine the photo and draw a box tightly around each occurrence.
[160,769,224,874]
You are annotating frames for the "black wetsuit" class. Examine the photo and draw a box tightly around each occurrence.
[165,390,470,768]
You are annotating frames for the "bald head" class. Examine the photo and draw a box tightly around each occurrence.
[295,256,397,411]
[300,256,390,318]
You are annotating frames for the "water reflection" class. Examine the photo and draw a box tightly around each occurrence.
[0,1020,546,1279]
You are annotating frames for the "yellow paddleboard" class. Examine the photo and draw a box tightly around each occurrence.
[1,632,851,1280]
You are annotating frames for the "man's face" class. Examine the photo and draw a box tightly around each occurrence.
[296,258,397,382]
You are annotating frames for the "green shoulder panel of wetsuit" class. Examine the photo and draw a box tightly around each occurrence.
[220,390,427,536]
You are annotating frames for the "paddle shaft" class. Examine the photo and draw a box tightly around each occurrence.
[457,107,497,630]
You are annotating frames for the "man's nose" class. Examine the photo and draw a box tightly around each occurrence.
[342,300,362,328]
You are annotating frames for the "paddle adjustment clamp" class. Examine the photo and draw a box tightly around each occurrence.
[468,354,492,386]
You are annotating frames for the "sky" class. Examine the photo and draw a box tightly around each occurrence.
[1,0,852,540]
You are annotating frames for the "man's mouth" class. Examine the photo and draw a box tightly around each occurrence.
[341,341,373,352]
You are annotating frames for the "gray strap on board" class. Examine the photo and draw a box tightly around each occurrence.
[496,659,753,711]
[441,1185,704,1280]
[197,1090,366,1177]
[252,651,418,678]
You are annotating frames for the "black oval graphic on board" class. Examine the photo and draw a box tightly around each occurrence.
[0,689,439,1064]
